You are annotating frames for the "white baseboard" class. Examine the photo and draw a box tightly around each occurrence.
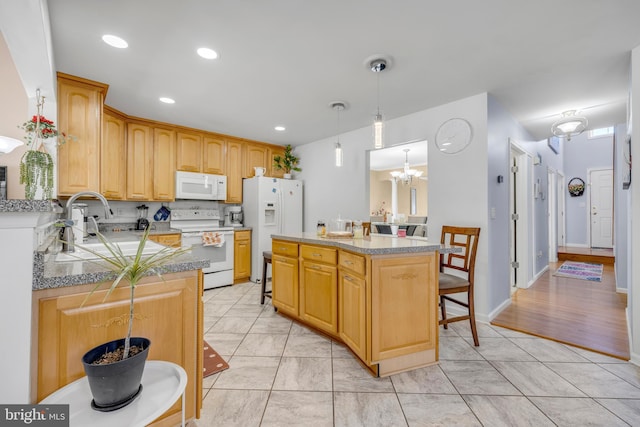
[487,297,512,322]
[563,243,590,248]
[616,287,628,294]
[528,264,549,287]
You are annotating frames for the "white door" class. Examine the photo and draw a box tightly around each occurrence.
[589,169,613,248]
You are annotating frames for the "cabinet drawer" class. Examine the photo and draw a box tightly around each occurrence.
[273,240,298,257]
[235,230,251,241]
[300,245,337,265]
[339,251,366,276]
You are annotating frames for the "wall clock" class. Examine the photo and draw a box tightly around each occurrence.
[435,118,473,154]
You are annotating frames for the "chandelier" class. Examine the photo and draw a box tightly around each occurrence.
[551,110,588,141]
[390,148,423,185]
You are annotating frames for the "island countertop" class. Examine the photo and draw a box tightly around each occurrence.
[271,232,457,255]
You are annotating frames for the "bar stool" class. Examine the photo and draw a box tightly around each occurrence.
[260,251,272,304]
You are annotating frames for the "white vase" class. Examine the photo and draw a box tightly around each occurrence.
[283,173,292,179]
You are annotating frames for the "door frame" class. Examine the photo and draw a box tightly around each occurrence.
[509,139,531,289]
[557,172,566,247]
[547,168,558,263]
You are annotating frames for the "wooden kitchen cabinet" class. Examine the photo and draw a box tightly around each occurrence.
[126,122,154,200]
[34,270,202,426]
[100,107,127,199]
[148,232,181,248]
[233,230,251,282]
[153,128,176,201]
[338,251,367,361]
[225,138,243,203]
[176,132,203,172]
[269,146,286,178]
[244,142,269,178]
[57,73,108,196]
[271,240,299,318]
[299,245,338,335]
[203,135,226,175]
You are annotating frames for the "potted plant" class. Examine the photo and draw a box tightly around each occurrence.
[273,144,301,179]
[18,90,73,199]
[75,227,188,411]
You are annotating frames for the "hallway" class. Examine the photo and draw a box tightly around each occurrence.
[491,252,628,360]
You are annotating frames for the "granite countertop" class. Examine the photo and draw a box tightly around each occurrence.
[33,230,209,290]
[271,232,458,255]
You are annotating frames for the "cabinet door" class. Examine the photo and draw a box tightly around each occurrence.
[339,270,366,360]
[101,111,127,199]
[233,230,251,281]
[57,77,103,196]
[126,123,153,200]
[244,142,269,178]
[272,254,299,317]
[370,254,438,362]
[299,260,338,335]
[226,139,243,203]
[37,273,199,422]
[176,132,203,172]
[269,146,286,178]
[148,233,181,248]
[153,128,176,201]
[203,135,226,175]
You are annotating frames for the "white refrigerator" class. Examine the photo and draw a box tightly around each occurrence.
[243,177,303,283]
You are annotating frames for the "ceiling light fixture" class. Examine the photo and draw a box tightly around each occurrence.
[551,110,588,141]
[102,34,128,49]
[274,126,286,132]
[159,97,175,104]
[197,47,218,60]
[369,57,388,149]
[0,136,23,154]
[390,149,423,185]
[331,102,346,167]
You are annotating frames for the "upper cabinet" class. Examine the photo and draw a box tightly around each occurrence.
[126,122,153,200]
[101,107,127,200]
[203,135,226,175]
[176,132,203,172]
[244,142,269,178]
[269,146,286,178]
[226,139,243,203]
[57,73,108,197]
[153,127,176,201]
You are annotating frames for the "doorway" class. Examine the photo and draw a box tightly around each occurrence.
[589,168,614,249]
[509,139,531,291]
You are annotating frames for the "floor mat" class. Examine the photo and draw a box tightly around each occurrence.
[203,340,229,378]
[553,261,603,282]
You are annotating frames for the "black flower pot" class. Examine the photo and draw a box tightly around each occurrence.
[82,337,151,411]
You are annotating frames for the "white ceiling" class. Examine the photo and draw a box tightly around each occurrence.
[41,1,640,147]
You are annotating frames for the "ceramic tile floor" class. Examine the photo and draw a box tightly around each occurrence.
[191,282,640,426]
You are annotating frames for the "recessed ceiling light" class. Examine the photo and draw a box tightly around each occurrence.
[274,126,286,131]
[159,97,175,104]
[197,47,218,59]
[102,34,128,49]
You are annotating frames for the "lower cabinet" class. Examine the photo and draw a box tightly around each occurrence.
[234,230,251,282]
[271,241,299,317]
[33,270,203,426]
[299,245,338,335]
[148,233,181,248]
[338,251,367,361]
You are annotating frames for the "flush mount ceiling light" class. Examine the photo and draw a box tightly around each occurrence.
[366,56,391,149]
[197,47,218,60]
[102,34,128,49]
[390,148,423,185]
[551,110,588,141]
[159,97,175,104]
[330,101,347,167]
[274,126,286,132]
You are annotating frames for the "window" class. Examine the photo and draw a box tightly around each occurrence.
[588,127,614,139]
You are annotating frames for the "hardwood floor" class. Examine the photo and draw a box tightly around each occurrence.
[558,245,615,265]
[491,255,629,360]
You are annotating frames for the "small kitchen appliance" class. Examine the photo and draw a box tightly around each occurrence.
[224,206,243,227]
[135,205,150,230]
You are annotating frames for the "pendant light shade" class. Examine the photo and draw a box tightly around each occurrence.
[331,101,346,167]
[390,149,423,185]
[369,57,388,149]
[373,114,384,150]
[335,142,343,167]
[551,110,588,141]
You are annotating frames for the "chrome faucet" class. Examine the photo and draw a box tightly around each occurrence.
[62,191,113,252]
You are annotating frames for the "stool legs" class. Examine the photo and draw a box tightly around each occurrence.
[261,253,272,304]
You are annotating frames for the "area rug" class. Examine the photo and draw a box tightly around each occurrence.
[553,261,603,282]
[203,340,229,378]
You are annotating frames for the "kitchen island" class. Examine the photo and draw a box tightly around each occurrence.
[271,232,456,377]
[31,234,209,427]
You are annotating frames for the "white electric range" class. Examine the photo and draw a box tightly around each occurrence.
[170,208,235,289]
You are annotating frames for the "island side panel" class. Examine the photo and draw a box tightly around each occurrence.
[370,252,438,363]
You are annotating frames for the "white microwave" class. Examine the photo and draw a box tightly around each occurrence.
[175,171,227,201]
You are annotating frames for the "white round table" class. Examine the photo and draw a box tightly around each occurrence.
[40,360,187,427]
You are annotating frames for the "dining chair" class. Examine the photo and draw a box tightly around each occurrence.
[439,226,481,346]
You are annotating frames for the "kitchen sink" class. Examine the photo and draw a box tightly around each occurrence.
[55,240,168,262]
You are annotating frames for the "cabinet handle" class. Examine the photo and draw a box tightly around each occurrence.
[312,253,322,257]
[344,275,353,282]
[344,260,353,265]
[279,247,287,251]
[311,265,321,270]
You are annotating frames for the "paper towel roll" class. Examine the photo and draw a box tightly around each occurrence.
[72,208,84,245]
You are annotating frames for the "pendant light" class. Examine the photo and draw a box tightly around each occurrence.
[331,102,346,167]
[551,110,588,141]
[390,148,423,185]
[369,58,388,149]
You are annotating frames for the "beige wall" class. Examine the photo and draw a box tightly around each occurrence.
[0,31,28,199]
[369,165,427,218]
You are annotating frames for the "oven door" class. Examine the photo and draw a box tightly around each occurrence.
[181,230,234,275]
